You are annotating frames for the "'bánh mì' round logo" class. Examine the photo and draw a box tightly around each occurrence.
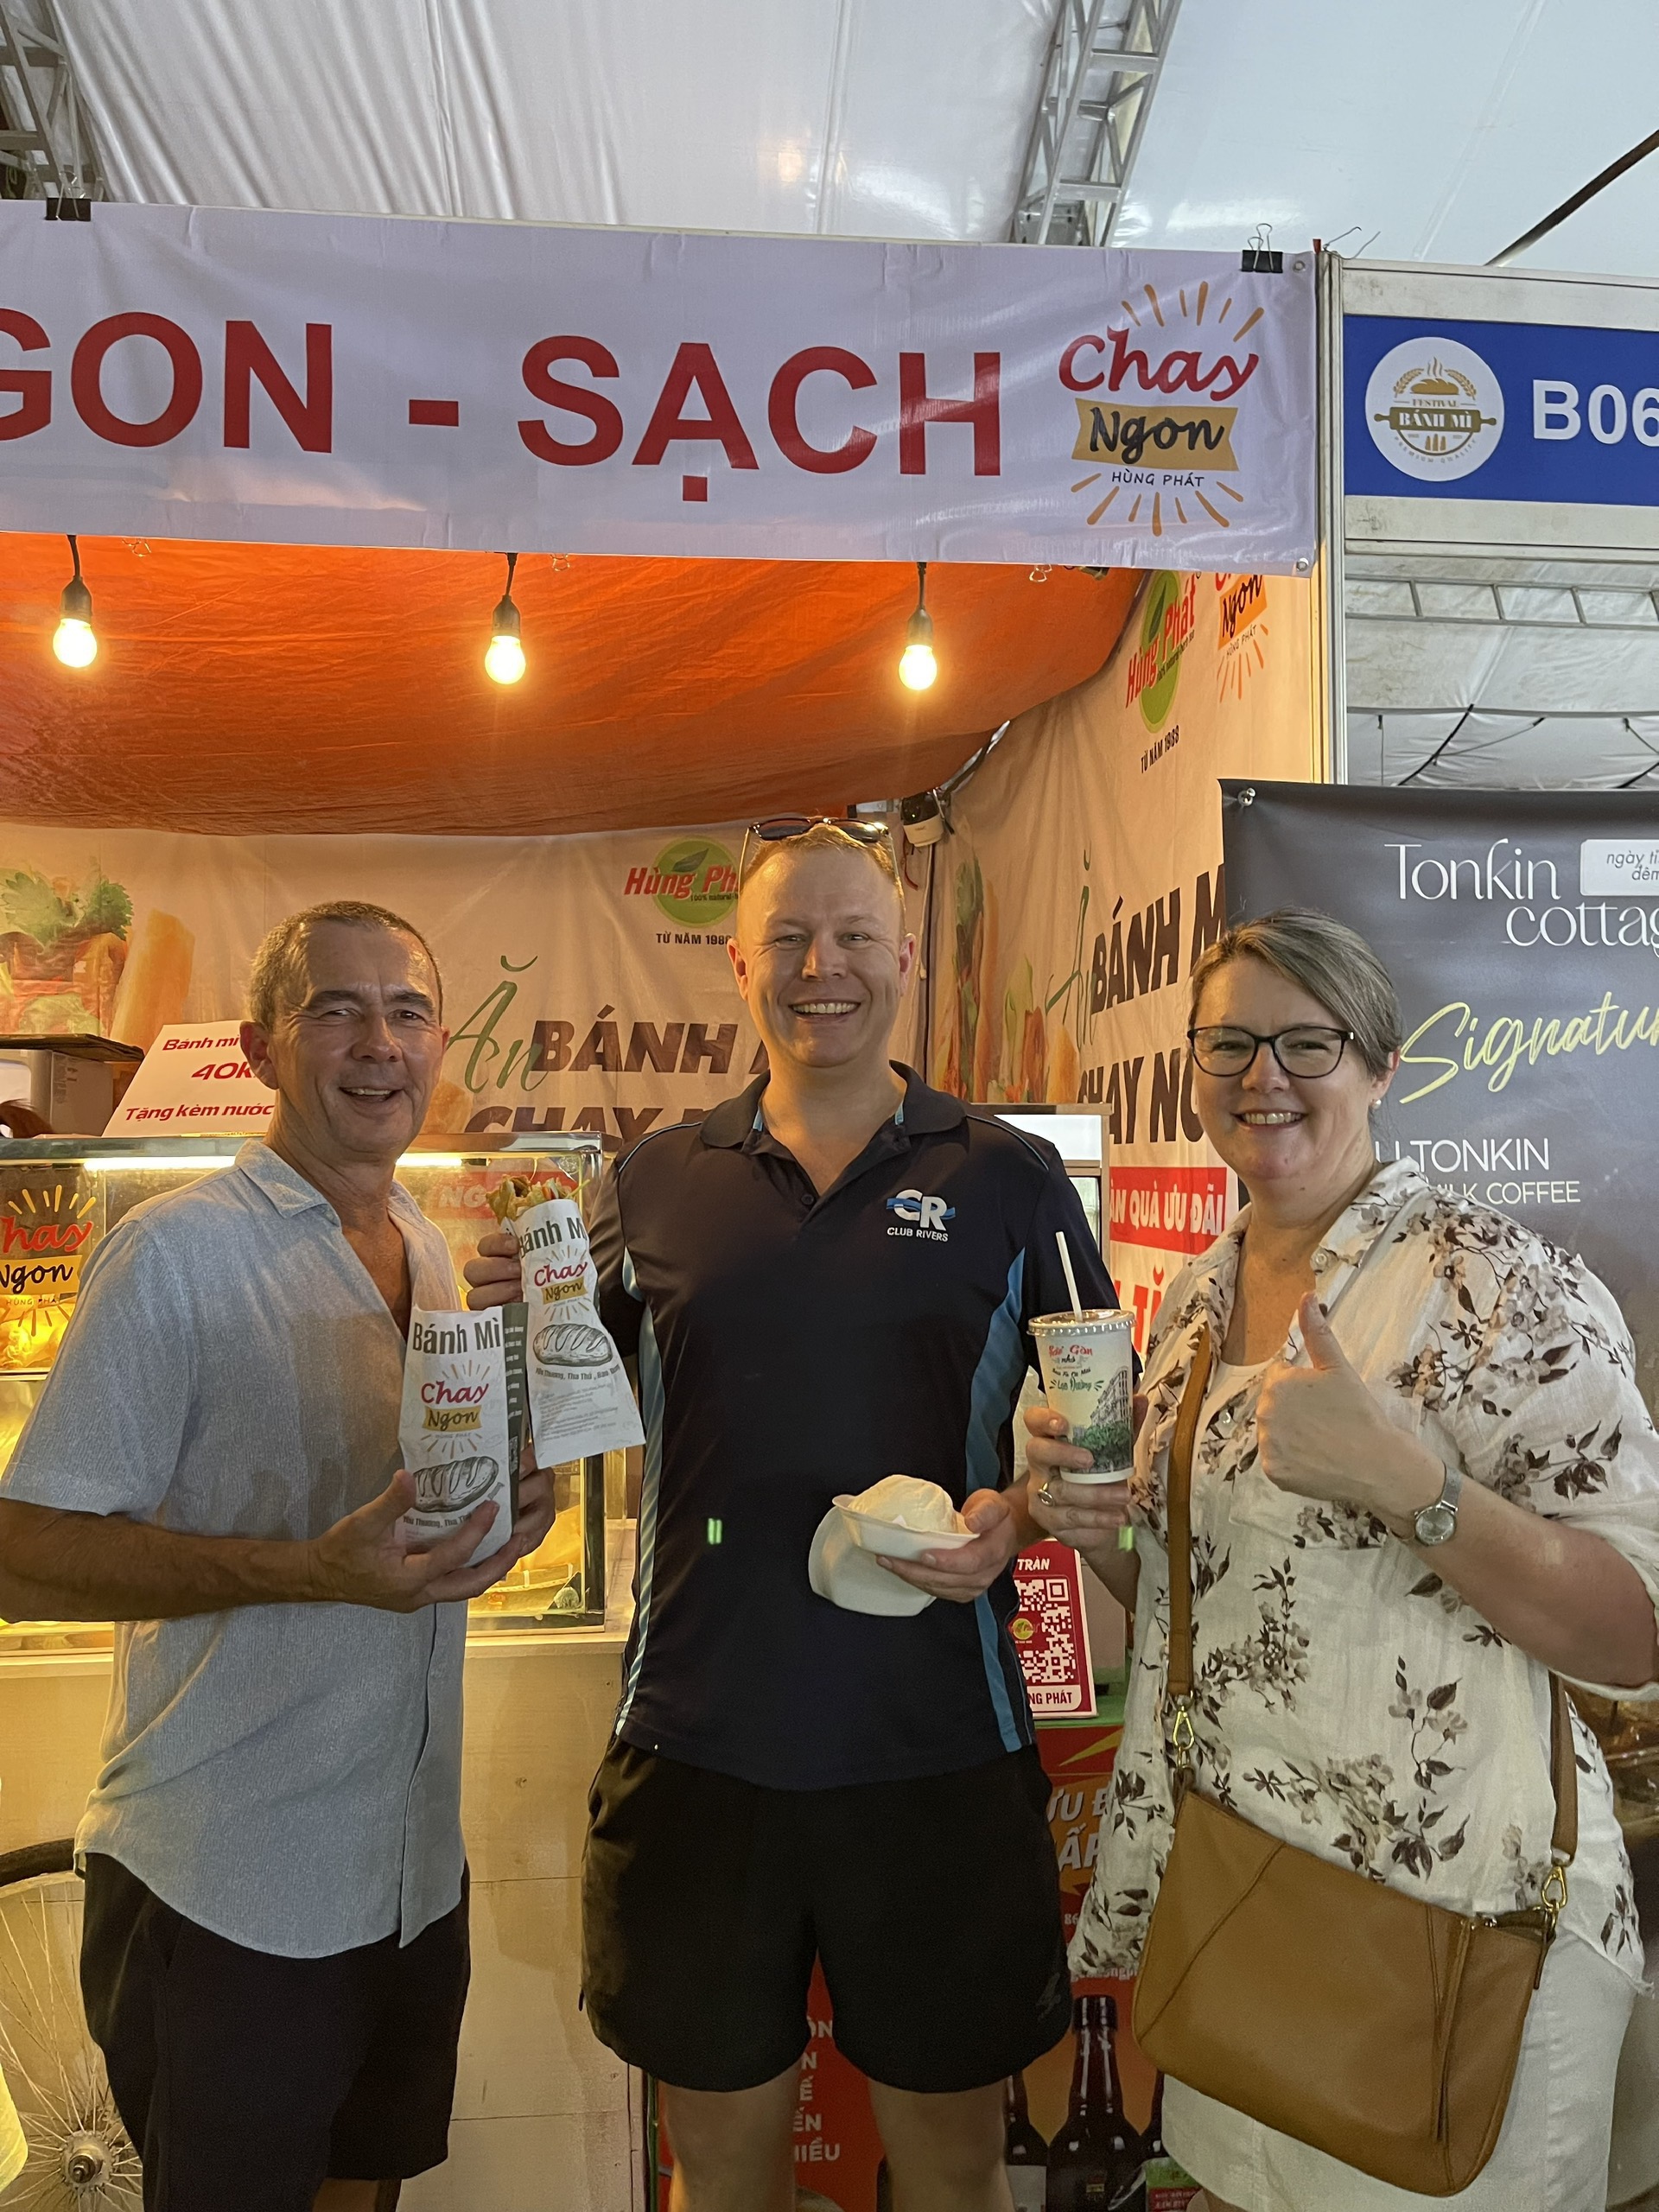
[1364,338,1503,482]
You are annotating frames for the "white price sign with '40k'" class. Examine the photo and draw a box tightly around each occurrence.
[106,1022,272,1135]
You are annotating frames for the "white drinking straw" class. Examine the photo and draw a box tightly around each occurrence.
[1056,1229,1084,1319]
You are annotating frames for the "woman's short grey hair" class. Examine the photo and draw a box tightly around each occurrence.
[1189,907,1403,1077]
[246,901,442,1031]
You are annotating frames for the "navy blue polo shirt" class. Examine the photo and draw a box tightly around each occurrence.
[592,1064,1117,1791]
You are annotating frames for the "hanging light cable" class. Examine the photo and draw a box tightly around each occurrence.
[484,551,526,684]
[53,534,98,668]
[898,559,937,690]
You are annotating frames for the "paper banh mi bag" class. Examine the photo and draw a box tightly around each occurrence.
[398,1303,529,1566]
[490,1175,645,1466]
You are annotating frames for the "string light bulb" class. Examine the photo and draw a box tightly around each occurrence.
[484,551,526,684]
[53,534,97,668]
[899,559,937,690]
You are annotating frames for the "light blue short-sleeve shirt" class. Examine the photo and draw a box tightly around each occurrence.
[1,1142,467,1958]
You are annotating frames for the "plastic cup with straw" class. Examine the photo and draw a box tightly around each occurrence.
[1029,1230,1137,1525]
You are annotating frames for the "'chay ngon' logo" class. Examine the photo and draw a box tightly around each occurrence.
[1365,338,1503,482]
[886,1189,956,1241]
[1060,278,1263,542]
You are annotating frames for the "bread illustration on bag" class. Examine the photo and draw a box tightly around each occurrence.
[411,1454,500,1512]
[491,1174,644,1465]
[532,1318,613,1370]
[397,1305,528,1565]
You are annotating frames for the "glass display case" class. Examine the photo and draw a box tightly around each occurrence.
[0,1132,627,1652]
[991,1108,1107,1252]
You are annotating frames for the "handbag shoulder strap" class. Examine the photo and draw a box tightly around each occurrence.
[1163,1330,1213,1710]
[1160,1325,1577,1877]
[1548,1676,1577,1868]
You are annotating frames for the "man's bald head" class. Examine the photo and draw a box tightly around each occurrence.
[736,822,903,935]
[728,824,915,1076]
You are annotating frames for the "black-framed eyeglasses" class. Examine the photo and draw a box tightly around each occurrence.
[1187,1025,1355,1078]
[737,815,895,887]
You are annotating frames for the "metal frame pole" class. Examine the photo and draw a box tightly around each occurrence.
[1317,250,1348,784]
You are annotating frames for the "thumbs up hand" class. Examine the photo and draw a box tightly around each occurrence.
[1255,1293,1439,1521]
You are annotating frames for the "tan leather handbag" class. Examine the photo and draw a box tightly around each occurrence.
[1131,1333,1576,2196]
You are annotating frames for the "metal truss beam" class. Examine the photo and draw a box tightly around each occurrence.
[1346,576,1659,635]
[1011,0,1182,246]
[0,0,105,200]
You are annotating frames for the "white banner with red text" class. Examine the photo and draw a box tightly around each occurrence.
[0,817,924,1147]
[927,570,1320,1350]
[0,204,1315,571]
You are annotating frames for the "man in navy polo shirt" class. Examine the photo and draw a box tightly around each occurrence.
[472,820,1114,2211]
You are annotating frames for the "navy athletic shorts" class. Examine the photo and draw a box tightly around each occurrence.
[582,1741,1071,2094]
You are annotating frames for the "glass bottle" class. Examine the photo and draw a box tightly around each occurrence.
[1044,1993,1141,2210]
[1140,2071,1203,2210]
[1005,2066,1048,2209]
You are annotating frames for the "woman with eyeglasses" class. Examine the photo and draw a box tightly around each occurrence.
[1026,907,1659,2211]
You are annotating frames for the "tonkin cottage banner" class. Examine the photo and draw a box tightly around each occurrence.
[929,571,1319,1348]
[0,817,921,1146]
[0,204,1313,571]
[1224,785,1659,1408]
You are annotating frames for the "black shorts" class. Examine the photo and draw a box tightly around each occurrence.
[582,1742,1071,2095]
[80,1853,470,2212]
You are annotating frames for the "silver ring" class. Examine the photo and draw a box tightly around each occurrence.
[1036,1480,1059,1508]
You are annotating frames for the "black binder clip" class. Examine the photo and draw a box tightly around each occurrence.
[45,197,93,222]
[1241,222,1281,274]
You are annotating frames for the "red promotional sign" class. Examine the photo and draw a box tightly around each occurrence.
[1028,1721,1157,2141]
[1109,1163,1229,1255]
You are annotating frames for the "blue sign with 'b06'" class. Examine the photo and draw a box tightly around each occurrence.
[1345,312,1659,506]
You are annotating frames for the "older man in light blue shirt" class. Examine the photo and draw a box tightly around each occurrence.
[0,899,552,2212]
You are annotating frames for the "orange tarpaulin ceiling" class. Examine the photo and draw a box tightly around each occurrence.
[0,537,1140,836]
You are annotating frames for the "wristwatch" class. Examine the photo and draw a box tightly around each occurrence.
[1413,1461,1463,1547]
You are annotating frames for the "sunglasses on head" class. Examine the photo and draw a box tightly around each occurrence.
[738,815,895,886]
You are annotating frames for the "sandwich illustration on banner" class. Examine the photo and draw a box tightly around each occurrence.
[0,865,194,1050]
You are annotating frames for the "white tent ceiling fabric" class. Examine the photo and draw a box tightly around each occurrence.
[1347,582,1659,719]
[50,0,1659,276]
[41,1,1659,276]
[1115,0,1659,278]
[1346,711,1659,792]
[1345,563,1659,789]
[53,0,1055,238]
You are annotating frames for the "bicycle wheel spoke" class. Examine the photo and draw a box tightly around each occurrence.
[0,1869,138,2208]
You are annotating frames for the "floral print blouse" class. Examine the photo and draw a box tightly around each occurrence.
[1070,1160,1659,1989]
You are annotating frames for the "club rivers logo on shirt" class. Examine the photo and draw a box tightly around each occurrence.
[886,1190,956,1242]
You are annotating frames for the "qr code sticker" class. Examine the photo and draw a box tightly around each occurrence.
[1013,1571,1081,1685]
